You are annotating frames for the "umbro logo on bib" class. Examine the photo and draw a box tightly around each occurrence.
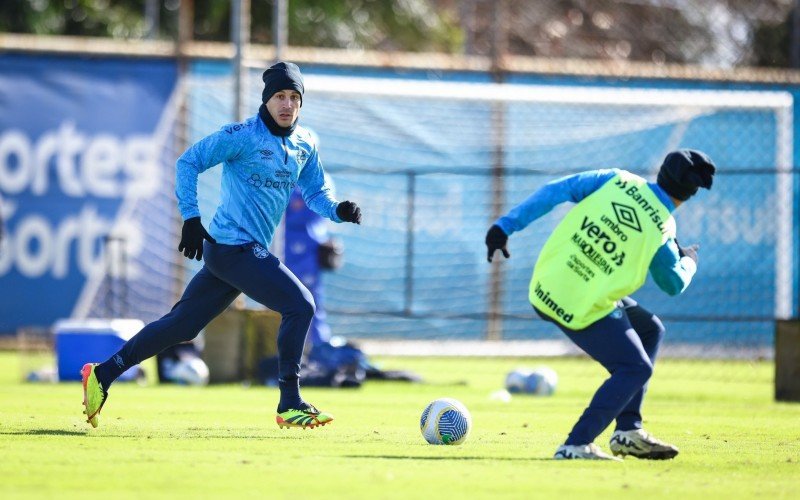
[612,202,642,233]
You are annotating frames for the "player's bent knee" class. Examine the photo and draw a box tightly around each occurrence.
[636,361,654,381]
[617,360,653,383]
[295,296,315,320]
[652,315,666,339]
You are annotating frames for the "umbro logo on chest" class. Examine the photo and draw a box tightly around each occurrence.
[259,149,274,160]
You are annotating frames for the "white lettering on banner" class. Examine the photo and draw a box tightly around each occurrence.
[0,123,156,280]
[0,205,143,280]
[0,130,32,193]
[14,215,52,277]
[124,137,160,197]
[33,123,84,196]
[0,123,159,198]
[82,134,119,197]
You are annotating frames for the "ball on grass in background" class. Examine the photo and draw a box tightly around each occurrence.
[505,368,532,393]
[523,367,558,396]
[162,357,210,386]
[420,398,472,445]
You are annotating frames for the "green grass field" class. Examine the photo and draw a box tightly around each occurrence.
[1,351,798,499]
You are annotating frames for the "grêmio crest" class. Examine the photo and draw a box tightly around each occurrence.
[296,148,309,165]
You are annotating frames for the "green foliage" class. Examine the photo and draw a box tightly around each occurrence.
[0,0,461,52]
[286,0,461,52]
[0,0,168,38]
[752,12,793,67]
[1,352,798,498]
[0,1,796,66]
[192,0,230,41]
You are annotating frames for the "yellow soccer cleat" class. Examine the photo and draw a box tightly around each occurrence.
[81,363,108,428]
[276,404,333,429]
[82,409,99,429]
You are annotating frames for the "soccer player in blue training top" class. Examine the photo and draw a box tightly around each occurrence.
[485,150,715,460]
[81,61,362,430]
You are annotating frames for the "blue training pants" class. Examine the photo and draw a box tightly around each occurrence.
[109,242,315,382]
[537,297,665,445]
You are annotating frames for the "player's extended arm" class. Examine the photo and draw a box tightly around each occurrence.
[175,129,241,260]
[298,146,361,224]
[649,238,698,296]
[485,169,617,262]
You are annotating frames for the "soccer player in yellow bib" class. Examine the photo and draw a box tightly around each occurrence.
[485,150,715,461]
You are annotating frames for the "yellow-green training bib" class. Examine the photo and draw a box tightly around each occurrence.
[530,171,676,329]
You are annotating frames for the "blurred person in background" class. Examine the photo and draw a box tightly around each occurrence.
[284,172,342,349]
[486,150,715,461]
[282,184,421,388]
[281,185,364,387]
[80,61,362,430]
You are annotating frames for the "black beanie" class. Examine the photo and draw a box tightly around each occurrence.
[262,61,304,105]
[656,149,716,201]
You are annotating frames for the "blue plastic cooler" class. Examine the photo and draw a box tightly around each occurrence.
[54,319,144,382]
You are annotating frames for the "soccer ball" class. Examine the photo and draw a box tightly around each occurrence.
[523,367,558,396]
[505,368,532,393]
[162,357,210,386]
[420,398,472,445]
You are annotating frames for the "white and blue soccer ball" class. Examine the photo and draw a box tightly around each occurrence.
[505,366,558,396]
[505,368,532,394]
[420,398,472,445]
[162,357,210,386]
[523,367,558,395]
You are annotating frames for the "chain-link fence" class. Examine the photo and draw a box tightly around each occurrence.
[71,67,797,360]
[322,167,796,359]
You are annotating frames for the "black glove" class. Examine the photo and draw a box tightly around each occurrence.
[336,201,362,224]
[675,238,699,264]
[178,217,216,261]
[485,224,510,262]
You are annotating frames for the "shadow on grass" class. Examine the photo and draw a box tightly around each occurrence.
[0,429,88,436]
[0,428,296,440]
[345,454,552,461]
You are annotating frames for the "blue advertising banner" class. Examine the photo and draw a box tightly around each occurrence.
[0,55,178,334]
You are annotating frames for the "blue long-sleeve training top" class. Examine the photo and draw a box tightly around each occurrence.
[175,114,341,248]
[494,169,697,296]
